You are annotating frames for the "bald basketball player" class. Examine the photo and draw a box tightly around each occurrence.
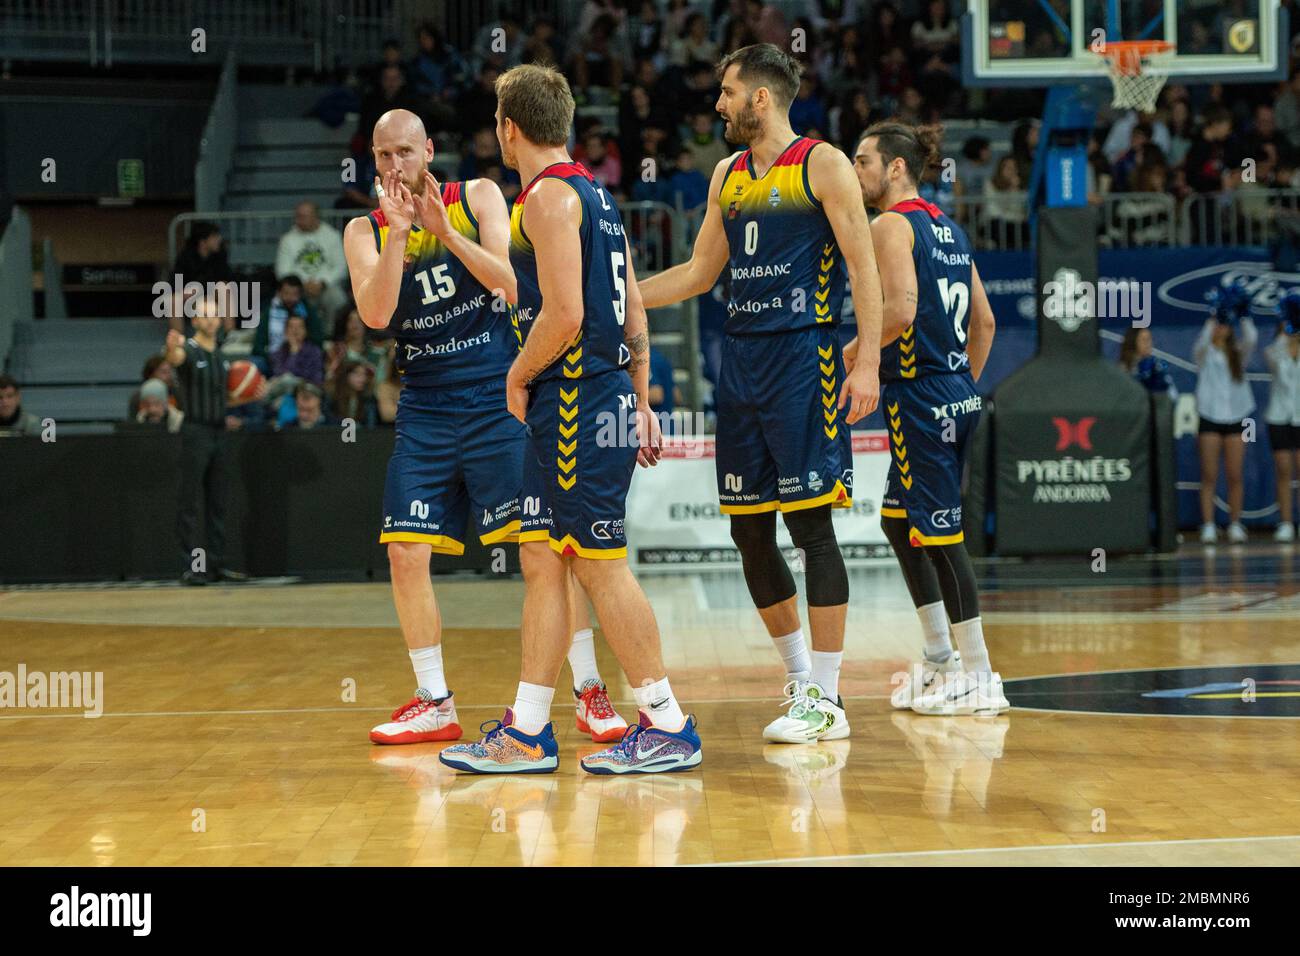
[344,109,630,747]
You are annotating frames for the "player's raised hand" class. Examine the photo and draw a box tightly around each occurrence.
[635,404,662,467]
[376,170,414,233]
[413,171,453,240]
[839,361,880,425]
[165,329,184,352]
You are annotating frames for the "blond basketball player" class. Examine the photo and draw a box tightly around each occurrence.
[344,109,629,746]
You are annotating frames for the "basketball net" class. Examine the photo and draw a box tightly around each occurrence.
[1098,40,1175,113]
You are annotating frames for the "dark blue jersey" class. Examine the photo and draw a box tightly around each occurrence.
[880,198,975,383]
[718,136,846,335]
[369,180,518,388]
[509,162,630,384]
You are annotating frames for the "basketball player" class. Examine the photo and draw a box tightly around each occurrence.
[439,64,702,774]
[849,121,1009,716]
[344,109,629,747]
[639,44,884,743]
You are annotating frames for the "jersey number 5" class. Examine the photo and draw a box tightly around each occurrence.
[611,250,626,326]
[414,263,456,305]
[937,277,970,344]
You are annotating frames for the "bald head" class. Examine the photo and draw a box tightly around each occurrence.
[372,109,433,193]
[374,109,427,147]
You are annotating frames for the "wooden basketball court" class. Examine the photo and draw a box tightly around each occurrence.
[2,549,1298,867]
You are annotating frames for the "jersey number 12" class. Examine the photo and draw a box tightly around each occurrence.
[937,277,969,344]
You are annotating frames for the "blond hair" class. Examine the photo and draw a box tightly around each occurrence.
[495,64,574,147]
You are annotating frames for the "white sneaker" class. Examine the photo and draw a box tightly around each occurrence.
[1227,521,1248,544]
[911,672,1010,717]
[1274,523,1295,543]
[891,651,963,710]
[763,680,850,743]
[369,688,462,744]
[1200,523,1218,544]
[574,679,629,743]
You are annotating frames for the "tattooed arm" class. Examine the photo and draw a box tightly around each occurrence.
[622,237,662,466]
[621,238,651,403]
[505,180,584,421]
[869,211,918,348]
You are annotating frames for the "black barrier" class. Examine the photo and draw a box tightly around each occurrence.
[1150,393,1179,553]
[990,206,1165,556]
[0,431,518,583]
[962,400,993,557]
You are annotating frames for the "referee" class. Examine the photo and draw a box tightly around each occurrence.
[164,299,262,584]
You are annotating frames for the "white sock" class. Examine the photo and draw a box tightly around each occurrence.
[917,601,954,661]
[952,617,991,675]
[567,627,600,691]
[633,676,685,731]
[810,650,842,699]
[772,628,812,680]
[511,681,554,734]
[409,644,448,699]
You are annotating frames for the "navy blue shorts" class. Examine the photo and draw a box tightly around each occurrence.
[716,326,853,514]
[881,373,982,545]
[519,370,638,559]
[380,380,526,555]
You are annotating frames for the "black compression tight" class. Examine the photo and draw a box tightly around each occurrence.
[881,515,980,624]
[729,511,797,609]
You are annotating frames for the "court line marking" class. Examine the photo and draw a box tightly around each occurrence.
[1004,660,1300,682]
[1004,704,1299,720]
[2,664,1294,721]
[697,833,1300,867]
[0,695,896,721]
[1001,661,1300,719]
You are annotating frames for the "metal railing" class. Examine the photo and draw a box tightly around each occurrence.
[0,0,576,70]
[944,192,1176,250]
[194,49,238,214]
[1183,189,1300,248]
[949,194,1032,251]
[0,0,412,70]
[165,201,706,411]
[0,208,34,371]
[168,209,357,270]
[1099,192,1177,247]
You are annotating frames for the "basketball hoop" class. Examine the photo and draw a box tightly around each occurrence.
[1097,40,1175,112]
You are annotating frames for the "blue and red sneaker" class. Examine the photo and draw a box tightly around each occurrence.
[438,708,559,774]
[579,712,702,775]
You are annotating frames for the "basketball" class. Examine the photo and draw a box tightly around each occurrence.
[227,359,263,400]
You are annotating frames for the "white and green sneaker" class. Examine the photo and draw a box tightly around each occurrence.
[762,680,850,744]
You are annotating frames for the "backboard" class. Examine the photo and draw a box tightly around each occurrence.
[962,0,1288,87]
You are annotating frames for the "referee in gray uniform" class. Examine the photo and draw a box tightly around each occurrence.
[164,300,262,584]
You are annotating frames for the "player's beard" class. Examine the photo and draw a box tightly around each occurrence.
[860,179,885,209]
[722,97,762,145]
[859,167,888,209]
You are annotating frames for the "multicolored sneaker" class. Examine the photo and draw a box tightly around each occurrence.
[369,688,462,745]
[438,709,559,774]
[575,679,629,743]
[763,680,849,743]
[580,712,702,775]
